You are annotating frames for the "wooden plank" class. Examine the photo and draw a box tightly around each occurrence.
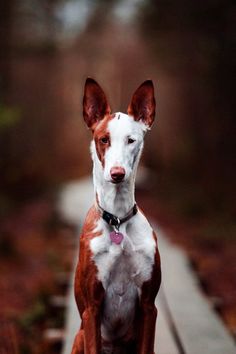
[155,288,180,354]
[158,231,236,354]
[62,275,81,354]
[58,177,94,227]
[60,178,93,354]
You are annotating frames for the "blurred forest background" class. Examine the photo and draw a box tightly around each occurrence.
[0,0,235,353]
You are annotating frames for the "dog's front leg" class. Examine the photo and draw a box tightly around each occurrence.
[82,306,101,354]
[137,303,157,354]
[74,241,105,354]
[137,247,161,354]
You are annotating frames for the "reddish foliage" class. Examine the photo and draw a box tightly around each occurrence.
[0,198,76,353]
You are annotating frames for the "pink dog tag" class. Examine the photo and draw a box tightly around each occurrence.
[110,231,124,245]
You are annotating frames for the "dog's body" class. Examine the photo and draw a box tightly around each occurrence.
[71,79,161,354]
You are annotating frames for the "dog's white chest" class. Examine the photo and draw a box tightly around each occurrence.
[90,212,155,288]
[90,212,156,340]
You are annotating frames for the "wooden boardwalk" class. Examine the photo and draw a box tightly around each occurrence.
[59,177,235,354]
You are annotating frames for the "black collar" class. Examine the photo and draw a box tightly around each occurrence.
[97,203,138,229]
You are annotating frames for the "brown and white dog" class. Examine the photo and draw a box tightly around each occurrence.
[71,78,161,354]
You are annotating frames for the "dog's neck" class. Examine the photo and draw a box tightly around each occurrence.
[94,168,136,219]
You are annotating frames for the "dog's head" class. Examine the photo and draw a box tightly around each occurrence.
[83,78,156,184]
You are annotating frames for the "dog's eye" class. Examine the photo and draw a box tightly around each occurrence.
[128,138,135,144]
[100,137,109,144]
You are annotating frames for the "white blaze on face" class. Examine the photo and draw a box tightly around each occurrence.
[103,112,147,182]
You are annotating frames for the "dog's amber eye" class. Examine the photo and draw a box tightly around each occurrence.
[128,138,135,144]
[100,137,109,144]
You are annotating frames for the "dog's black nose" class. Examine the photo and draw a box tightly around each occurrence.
[110,167,125,183]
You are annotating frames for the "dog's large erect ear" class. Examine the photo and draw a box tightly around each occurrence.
[127,80,156,128]
[83,78,111,129]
